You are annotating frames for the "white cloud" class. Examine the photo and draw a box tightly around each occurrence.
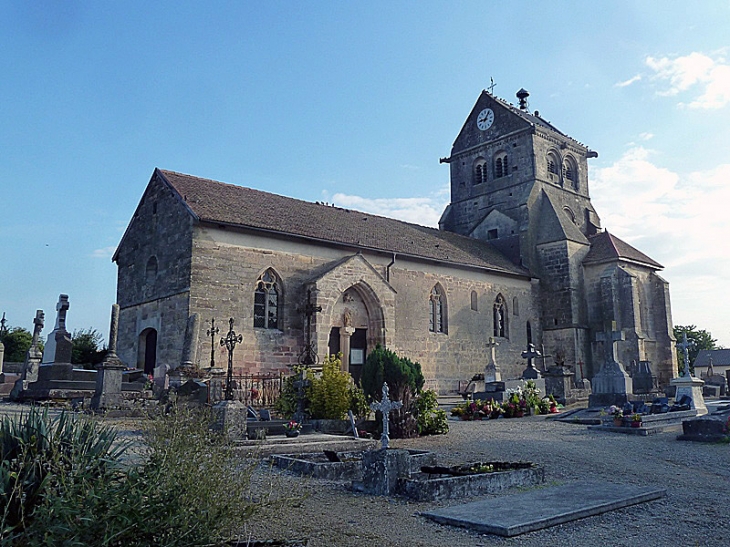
[645,52,730,109]
[615,74,642,88]
[329,186,450,227]
[91,246,117,259]
[591,149,730,343]
[638,132,654,141]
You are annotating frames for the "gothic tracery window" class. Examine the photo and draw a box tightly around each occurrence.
[429,285,446,333]
[254,269,281,329]
[493,294,508,338]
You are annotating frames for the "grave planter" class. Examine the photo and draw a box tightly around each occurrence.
[631,421,642,428]
[613,418,623,427]
[285,430,300,438]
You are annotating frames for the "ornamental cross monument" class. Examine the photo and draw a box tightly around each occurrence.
[220,318,243,401]
[370,383,402,449]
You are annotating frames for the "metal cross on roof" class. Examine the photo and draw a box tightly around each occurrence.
[370,383,402,449]
[220,317,242,401]
[297,289,322,366]
[0,312,7,338]
[487,77,497,94]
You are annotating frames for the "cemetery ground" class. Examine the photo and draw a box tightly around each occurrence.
[245,414,730,547]
[2,403,728,547]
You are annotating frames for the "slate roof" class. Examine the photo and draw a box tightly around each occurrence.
[157,169,531,278]
[583,230,663,270]
[535,191,589,246]
[694,349,730,369]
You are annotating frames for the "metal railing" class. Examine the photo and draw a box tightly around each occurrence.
[209,372,285,407]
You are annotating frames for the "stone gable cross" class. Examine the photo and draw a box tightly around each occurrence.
[596,321,625,365]
[486,336,499,362]
[370,383,402,449]
[677,332,694,378]
[55,295,69,330]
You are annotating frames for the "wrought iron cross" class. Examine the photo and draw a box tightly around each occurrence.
[297,289,322,366]
[206,318,220,369]
[487,77,497,94]
[220,317,242,401]
[370,383,402,449]
[677,332,694,378]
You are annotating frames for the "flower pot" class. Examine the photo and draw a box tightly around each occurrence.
[631,421,642,428]
[613,418,623,427]
[285,430,300,438]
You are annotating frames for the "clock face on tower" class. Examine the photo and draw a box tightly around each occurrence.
[476,108,494,131]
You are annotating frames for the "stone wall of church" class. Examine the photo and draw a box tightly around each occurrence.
[115,175,195,369]
[183,225,539,393]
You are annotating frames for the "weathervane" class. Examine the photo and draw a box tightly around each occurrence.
[487,77,497,94]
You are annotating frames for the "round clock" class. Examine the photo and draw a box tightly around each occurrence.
[476,108,494,131]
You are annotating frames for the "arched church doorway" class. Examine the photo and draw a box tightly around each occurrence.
[138,328,157,375]
[330,283,385,384]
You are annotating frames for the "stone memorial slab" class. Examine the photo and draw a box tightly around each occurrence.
[422,481,665,537]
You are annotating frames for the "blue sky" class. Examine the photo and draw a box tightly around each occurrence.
[1,1,729,347]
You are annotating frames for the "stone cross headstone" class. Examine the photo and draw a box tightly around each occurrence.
[42,295,71,365]
[206,318,220,369]
[484,337,501,383]
[370,383,402,449]
[677,332,694,378]
[91,304,126,411]
[10,310,44,399]
[520,343,542,379]
[588,322,633,407]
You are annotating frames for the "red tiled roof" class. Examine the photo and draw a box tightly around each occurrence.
[158,169,530,278]
[584,231,663,269]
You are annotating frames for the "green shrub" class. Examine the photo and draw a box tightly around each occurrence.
[308,354,352,420]
[414,389,449,435]
[3,405,261,546]
[274,365,308,418]
[361,345,425,438]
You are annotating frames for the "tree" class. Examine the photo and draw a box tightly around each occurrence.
[0,327,34,363]
[71,328,107,368]
[673,325,718,375]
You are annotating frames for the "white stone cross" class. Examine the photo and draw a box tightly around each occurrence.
[370,383,402,449]
[677,332,694,378]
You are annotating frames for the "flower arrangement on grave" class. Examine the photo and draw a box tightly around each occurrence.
[144,374,153,390]
[631,413,642,422]
[548,395,559,413]
[283,420,302,431]
[608,405,624,419]
[450,398,498,420]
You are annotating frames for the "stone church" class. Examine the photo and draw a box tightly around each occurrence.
[113,89,678,393]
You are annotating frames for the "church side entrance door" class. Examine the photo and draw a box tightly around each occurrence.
[328,327,341,358]
[138,328,157,375]
[349,328,367,384]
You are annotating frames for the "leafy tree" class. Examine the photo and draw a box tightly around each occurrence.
[0,327,33,363]
[71,328,107,367]
[673,325,719,375]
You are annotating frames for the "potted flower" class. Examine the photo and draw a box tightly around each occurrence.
[608,405,623,426]
[631,413,642,428]
[284,420,302,437]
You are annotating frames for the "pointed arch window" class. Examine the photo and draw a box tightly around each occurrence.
[254,269,281,329]
[493,294,508,338]
[471,290,478,311]
[429,285,447,333]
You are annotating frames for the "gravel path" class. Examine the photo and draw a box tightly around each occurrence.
[244,415,730,547]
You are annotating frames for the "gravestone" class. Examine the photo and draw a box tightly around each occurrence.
[180,313,200,368]
[520,343,542,380]
[588,323,633,407]
[91,304,127,410]
[484,337,501,383]
[630,360,657,394]
[543,365,572,403]
[41,295,72,366]
[670,332,707,415]
[10,310,45,399]
[370,383,402,449]
[211,317,247,439]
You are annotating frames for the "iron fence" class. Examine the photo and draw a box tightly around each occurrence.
[209,372,285,407]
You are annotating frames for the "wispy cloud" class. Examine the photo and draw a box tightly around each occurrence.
[591,148,730,339]
[91,246,117,259]
[645,52,730,109]
[325,185,450,227]
[615,74,642,87]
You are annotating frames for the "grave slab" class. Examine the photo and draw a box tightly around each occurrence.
[421,481,665,537]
